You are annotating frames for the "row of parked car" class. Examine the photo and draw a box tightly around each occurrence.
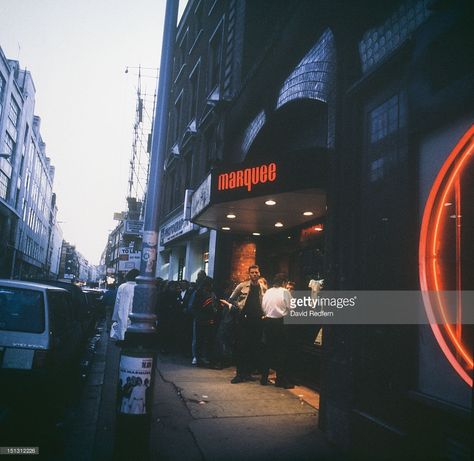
[0,279,106,406]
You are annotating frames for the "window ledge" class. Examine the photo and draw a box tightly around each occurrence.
[174,63,187,84]
[407,390,470,420]
[189,29,203,55]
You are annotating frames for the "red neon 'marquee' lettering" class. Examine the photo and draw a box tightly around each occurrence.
[217,162,277,192]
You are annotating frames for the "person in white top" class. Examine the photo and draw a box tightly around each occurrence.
[262,280,292,319]
[260,273,294,389]
[110,269,139,341]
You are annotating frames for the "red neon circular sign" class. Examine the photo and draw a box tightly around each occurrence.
[419,125,474,386]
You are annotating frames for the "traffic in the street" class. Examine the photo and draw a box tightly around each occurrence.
[0,281,105,459]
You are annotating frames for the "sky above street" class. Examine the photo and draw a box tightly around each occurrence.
[0,0,186,264]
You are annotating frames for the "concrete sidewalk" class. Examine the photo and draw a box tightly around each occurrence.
[63,329,340,460]
[149,355,340,461]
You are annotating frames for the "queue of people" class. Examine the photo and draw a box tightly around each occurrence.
[109,265,297,389]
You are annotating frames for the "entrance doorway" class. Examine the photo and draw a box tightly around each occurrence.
[257,221,326,389]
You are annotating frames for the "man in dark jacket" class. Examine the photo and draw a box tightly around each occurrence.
[191,276,219,366]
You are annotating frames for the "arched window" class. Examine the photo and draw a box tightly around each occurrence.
[276,28,336,109]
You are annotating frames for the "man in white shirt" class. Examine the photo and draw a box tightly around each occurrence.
[110,269,139,341]
[261,273,294,388]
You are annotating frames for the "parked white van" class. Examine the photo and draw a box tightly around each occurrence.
[0,280,82,380]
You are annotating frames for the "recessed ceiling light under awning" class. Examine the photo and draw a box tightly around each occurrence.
[189,151,328,234]
[194,189,326,234]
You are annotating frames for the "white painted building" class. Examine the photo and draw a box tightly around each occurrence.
[0,46,57,278]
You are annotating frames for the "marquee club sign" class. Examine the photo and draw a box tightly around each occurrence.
[190,150,328,220]
[217,162,277,192]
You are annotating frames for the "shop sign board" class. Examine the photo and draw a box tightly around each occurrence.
[123,219,143,236]
[160,214,195,245]
[118,247,141,272]
[190,174,211,219]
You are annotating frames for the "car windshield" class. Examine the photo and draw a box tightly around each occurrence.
[0,287,45,333]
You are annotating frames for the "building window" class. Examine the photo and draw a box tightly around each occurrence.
[184,152,193,189]
[189,61,200,122]
[175,29,188,80]
[192,1,203,44]
[173,92,183,142]
[7,97,20,141]
[3,133,15,160]
[208,22,223,92]
[366,93,406,182]
[369,95,400,143]
[242,111,266,154]
[19,152,26,176]
[359,0,431,73]
[164,173,175,214]
[15,186,20,209]
[0,170,9,200]
[22,199,27,220]
[203,126,217,174]
[369,158,384,182]
[0,73,5,116]
[277,28,336,109]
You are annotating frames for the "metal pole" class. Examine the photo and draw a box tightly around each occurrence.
[114,1,178,459]
[128,0,179,336]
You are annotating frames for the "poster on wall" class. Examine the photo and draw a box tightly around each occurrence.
[118,354,153,415]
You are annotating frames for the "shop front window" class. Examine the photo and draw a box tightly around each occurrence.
[419,125,474,388]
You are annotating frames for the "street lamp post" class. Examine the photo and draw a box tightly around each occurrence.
[114,0,179,459]
[128,0,178,334]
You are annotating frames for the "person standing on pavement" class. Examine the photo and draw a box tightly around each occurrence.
[102,283,118,332]
[190,276,222,367]
[190,270,207,365]
[178,280,193,354]
[260,273,294,389]
[223,265,266,384]
[215,280,237,367]
[110,269,139,341]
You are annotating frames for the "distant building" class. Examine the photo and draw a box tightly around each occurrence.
[103,198,143,284]
[0,46,58,278]
[59,240,79,280]
[87,265,100,284]
[47,193,63,278]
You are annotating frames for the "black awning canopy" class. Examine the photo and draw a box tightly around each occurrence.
[190,150,329,234]
[193,188,326,235]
